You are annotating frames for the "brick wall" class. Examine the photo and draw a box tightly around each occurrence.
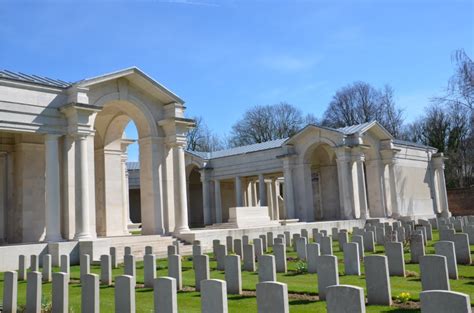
[447,186,474,216]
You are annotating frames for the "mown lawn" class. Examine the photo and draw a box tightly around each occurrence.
[0,230,473,312]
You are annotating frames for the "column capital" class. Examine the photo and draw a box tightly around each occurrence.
[432,152,447,170]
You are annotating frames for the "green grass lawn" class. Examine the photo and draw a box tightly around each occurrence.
[0,230,473,312]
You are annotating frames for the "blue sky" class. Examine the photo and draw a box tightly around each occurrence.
[1,0,472,161]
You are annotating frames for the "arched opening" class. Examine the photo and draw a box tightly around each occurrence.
[305,143,340,220]
[93,99,164,236]
[125,121,141,226]
[186,165,204,228]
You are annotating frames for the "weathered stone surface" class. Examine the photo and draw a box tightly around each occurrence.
[201,279,228,313]
[30,254,39,271]
[420,290,471,313]
[80,254,90,281]
[385,242,405,277]
[364,255,391,305]
[343,242,360,276]
[60,254,70,275]
[320,236,333,255]
[454,233,471,265]
[215,244,227,271]
[224,255,242,294]
[338,231,348,252]
[3,271,17,313]
[115,275,135,313]
[18,255,27,281]
[434,241,458,279]
[410,234,425,263]
[352,235,364,258]
[363,231,375,253]
[327,285,366,313]
[154,277,177,313]
[254,238,263,258]
[420,255,450,291]
[439,229,455,241]
[273,243,287,273]
[110,247,118,269]
[168,254,182,291]
[256,282,289,313]
[100,254,112,285]
[234,239,243,257]
[124,254,136,279]
[307,243,320,273]
[243,244,256,271]
[52,272,68,313]
[144,254,156,288]
[26,271,42,313]
[226,236,233,253]
[316,255,339,300]
[295,237,307,260]
[82,273,99,313]
[194,254,210,292]
[258,254,276,282]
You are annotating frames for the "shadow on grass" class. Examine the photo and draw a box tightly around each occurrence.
[289,299,314,306]
[228,295,255,301]
[377,308,420,312]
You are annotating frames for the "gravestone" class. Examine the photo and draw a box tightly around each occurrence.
[453,233,471,265]
[256,282,289,313]
[110,247,118,269]
[326,285,366,313]
[307,243,320,273]
[273,243,287,273]
[343,242,360,276]
[243,244,256,272]
[224,255,242,295]
[42,254,52,282]
[216,244,227,271]
[254,238,264,258]
[439,229,455,241]
[258,255,276,282]
[26,271,42,313]
[3,271,17,313]
[201,279,228,313]
[82,274,99,313]
[352,235,364,258]
[124,254,136,279]
[410,233,425,263]
[420,255,450,291]
[30,254,39,272]
[144,254,156,288]
[385,242,405,277]
[338,231,348,252]
[364,255,391,305]
[18,255,27,281]
[259,235,267,252]
[316,255,339,300]
[80,254,90,281]
[295,237,307,260]
[60,254,70,276]
[284,231,291,247]
[234,239,243,257]
[226,236,233,253]
[115,275,135,313]
[320,236,333,255]
[194,255,210,291]
[52,272,68,313]
[154,277,177,313]
[167,245,177,256]
[267,232,274,247]
[168,254,182,290]
[100,255,112,286]
[420,290,471,313]
[375,227,385,245]
[435,241,458,279]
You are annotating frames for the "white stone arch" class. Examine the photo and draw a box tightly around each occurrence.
[300,140,340,221]
[92,90,166,236]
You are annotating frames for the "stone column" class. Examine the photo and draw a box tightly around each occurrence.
[433,153,450,217]
[173,144,190,233]
[266,179,274,219]
[273,179,280,220]
[381,149,400,218]
[336,148,353,219]
[44,135,63,242]
[235,176,243,207]
[352,150,369,219]
[214,179,222,223]
[258,174,267,206]
[0,152,7,243]
[120,140,133,234]
[200,170,212,225]
[74,134,92,240]
[282,159,295,219]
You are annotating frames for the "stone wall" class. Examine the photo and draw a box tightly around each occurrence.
[447,186,474,216]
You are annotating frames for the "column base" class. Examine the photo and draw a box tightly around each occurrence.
[44,235,64,243]
[73,233,93,241]
[173,226,190,234]
[440,211,452,218]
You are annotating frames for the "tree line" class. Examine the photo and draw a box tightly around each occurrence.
[187,49,473,189]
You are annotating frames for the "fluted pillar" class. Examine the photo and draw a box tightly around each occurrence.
[352,151,369,219]
[173,144,190,233]
[433,153,450,217]
[74,134,92,240]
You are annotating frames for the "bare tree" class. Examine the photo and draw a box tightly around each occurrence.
[322,82,404,137]
[186,116,224,152]
[434,49,474,110]
[229,102,307,147]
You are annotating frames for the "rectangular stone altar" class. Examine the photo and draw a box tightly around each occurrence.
[228,207,280,228]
